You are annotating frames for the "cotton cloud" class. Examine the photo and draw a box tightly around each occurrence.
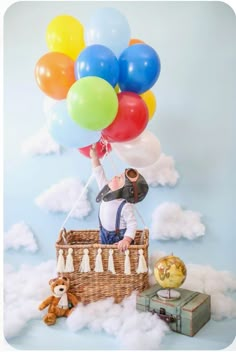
[138,153,179,187]
[35,178,92,219]
[182,264,236,320]
[3,259,169,347]
[150,202,206,240]
[4,260,56,339]
[67,261,236,347]
[4,222,38,252]
[4,258,236,343]
[21,127,61,156]
[67,293,169,350]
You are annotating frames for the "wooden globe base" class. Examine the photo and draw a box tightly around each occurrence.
[157,288,181,301]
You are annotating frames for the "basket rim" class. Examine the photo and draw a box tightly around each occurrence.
[55,243,148,250]
[56,228,149,248]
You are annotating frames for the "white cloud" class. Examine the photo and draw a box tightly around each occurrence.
[138,153,179,187]
[4,260,57,339]
[4,258,236,343]
[21,127,61,156]
[67,293,169,350]
[4,222,38,252]
[150,202,206,240]
[35,178,92,219]
[182,264,236,320]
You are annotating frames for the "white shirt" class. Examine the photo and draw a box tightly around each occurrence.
[93,165,137,240]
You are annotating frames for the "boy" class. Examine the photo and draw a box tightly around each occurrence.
[90,145,148,251]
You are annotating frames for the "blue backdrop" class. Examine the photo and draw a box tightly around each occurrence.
[3,1,236,350]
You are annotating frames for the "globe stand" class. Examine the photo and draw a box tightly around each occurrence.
[157,288,181,301]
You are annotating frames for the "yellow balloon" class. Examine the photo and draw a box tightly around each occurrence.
[46,15,85,60]
[140,90,157,120]
[114,84,120,93]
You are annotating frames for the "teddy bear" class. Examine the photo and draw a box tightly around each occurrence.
[38,276,79,326]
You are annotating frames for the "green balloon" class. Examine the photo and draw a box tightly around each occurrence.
[67,76,118,130]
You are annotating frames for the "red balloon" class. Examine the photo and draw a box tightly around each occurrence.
[35,52,76,100]
[102,92,148,142]
[78,139,112,159]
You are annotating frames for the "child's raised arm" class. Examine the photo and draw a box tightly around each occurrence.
[90,144,101,168]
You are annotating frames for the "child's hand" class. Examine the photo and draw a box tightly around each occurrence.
[89,144,97,159]
[116,237,132,252]
[90,144,101,167]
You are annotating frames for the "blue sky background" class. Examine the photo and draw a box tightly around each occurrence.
[3,1,236,350]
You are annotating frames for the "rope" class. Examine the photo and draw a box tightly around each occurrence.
[134,206,148,245]
[60,172,95,237]
[60,141,110,243]
[134,206,148,229]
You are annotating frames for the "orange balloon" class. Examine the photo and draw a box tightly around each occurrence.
[35,52,76,100]
[129,38,145,46]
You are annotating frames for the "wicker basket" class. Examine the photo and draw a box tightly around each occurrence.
[55,228,149,304]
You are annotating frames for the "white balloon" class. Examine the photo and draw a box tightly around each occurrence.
[111,130,161,167]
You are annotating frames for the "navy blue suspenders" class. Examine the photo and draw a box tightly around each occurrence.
[98,199,127,233]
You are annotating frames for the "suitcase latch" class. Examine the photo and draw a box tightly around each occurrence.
[152,307,178,323]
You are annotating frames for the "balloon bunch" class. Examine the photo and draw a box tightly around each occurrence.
[35,7,162,166]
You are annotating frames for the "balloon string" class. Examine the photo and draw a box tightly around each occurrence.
[100,136,111,159]
[60,172,95,233]
[107,150,120,175]
[100,136,120,174]
[60,150,110,236]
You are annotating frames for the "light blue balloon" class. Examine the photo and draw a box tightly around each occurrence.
[85,7,131,58]
[46,100,101,148]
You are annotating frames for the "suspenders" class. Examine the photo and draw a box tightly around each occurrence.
[98,200,127,233]
[114,200,127,233]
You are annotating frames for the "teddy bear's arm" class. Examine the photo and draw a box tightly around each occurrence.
[38,296,53,310]
[67,293,79,307]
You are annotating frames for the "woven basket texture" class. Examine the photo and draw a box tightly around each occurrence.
[55,229,149,303]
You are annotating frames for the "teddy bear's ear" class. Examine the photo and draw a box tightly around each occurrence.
[62,276,68,281]
[49,278,57,285]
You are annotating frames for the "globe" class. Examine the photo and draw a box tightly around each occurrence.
[154,255,187,300]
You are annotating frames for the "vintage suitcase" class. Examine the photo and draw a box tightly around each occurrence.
[136,284,211,336]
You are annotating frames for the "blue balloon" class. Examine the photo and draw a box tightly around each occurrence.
[85,7,131,58]
[75,44,119,87]
[46,100,101,148]
[118,44,161,94]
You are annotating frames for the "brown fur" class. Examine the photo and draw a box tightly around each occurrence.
[38,276,79,326]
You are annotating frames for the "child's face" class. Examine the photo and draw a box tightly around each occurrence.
[108,173,125,191]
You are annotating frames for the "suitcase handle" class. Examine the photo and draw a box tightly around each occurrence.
[152,308,178,324]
